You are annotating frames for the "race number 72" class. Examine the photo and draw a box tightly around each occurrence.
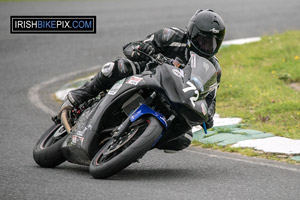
[183,81,199,107]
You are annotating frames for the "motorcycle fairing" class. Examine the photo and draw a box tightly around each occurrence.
[62,53,218,165]
[62,87,140,165]
[130,104,167,128]
[146,53,218,126]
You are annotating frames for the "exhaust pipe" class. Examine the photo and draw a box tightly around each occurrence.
[61,110,72,134]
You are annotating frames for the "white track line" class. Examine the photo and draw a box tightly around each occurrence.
[28,65,101,116]
[186,149,300,173]
[222,37,261,46]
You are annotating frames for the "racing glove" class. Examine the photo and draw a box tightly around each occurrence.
[202,117,214,129]
[123,42,155,62]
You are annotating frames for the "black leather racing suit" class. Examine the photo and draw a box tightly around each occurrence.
[66,27,222,151]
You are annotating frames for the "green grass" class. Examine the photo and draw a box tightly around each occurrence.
[217,31,300,139]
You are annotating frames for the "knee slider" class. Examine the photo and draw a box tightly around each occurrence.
[101,62,115,78]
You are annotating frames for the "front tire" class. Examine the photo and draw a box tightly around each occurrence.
[33,124,68,168]
[89,116,163,179]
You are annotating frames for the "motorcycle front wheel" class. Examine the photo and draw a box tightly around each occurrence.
[33,124,68,168]
[89,116,163,179]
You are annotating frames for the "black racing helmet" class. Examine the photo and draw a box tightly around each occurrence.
[187,9,225,58]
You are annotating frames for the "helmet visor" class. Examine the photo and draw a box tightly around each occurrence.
[191,34,217,55]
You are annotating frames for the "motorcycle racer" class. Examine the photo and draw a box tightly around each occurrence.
[59,9,225,152]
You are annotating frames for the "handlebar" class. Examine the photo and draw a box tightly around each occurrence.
[133,49,184,68]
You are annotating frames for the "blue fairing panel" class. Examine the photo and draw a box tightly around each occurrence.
[130,104,167,128]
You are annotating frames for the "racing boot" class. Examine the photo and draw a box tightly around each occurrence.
[159,131,193,153]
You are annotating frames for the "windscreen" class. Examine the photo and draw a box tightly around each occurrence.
[188,52,218,99]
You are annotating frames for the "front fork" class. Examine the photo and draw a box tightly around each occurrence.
[111,103,170,140]
[111,92,172,141]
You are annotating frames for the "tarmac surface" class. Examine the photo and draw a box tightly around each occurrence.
[1,0,300,199]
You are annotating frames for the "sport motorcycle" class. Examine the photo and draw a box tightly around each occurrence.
[33,51,218,179]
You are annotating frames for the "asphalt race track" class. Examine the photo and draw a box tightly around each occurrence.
[1,0,300,199]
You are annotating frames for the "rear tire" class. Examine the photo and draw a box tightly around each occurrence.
[89,116,163,179]
[33,124,67,168]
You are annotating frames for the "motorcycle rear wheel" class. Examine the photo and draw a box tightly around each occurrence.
[33,124,68,168]
[89,115,163,179]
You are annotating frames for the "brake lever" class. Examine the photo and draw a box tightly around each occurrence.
[133,49,158,63]
[133,49,181,67]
